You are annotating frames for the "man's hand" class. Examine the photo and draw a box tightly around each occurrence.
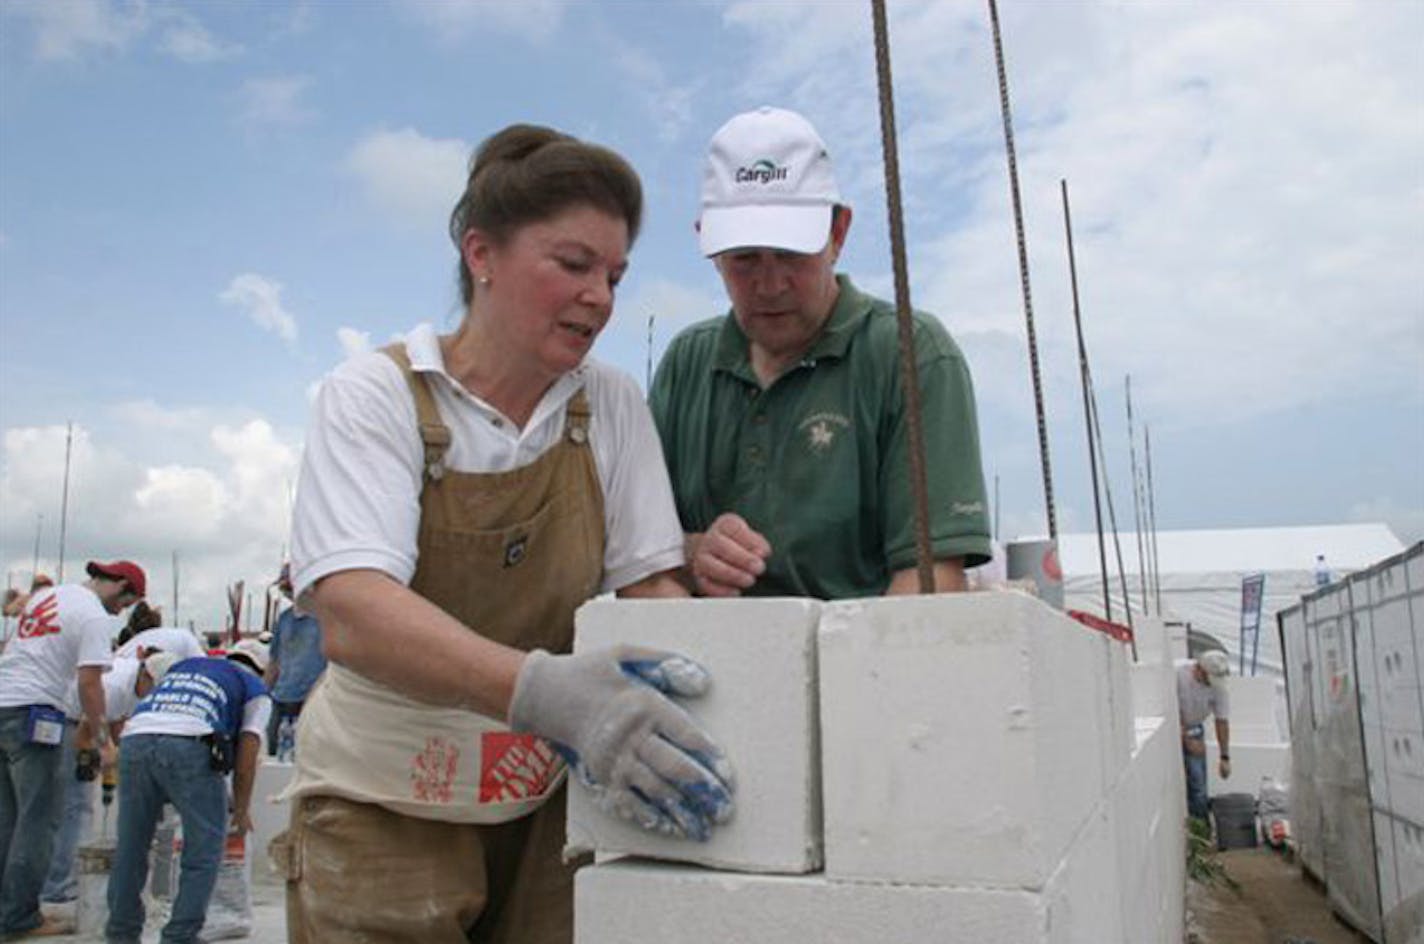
[230,809,253,834]
[1183,737,1206,757]
[1218,757,1231,779]
[687,513,771,597]
[509,645,735,841]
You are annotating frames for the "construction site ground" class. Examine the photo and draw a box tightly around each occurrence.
[1189,846,1371,944]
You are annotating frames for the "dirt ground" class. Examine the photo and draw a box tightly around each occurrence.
[1187,846,1371,944]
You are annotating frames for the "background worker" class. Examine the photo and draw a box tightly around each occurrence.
[262,564,325,757]
[114,624,207,663]
[650,106,992,600]
[0,560,143,938]
[282,123,732,943]
[112,601,162,651]
[105,644,270,944]
[41,651,170,905]
[1178,649,1232,821]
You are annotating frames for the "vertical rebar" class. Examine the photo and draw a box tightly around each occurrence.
[1146,425,1163,614]
[57,422,73,583]
[1089,374,1137,659]
[987,0,1056,539]
[872,0,936,593]
[1061,180,1110,619]
[1125,376,1150,615]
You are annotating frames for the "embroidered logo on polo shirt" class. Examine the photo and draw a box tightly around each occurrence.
[798,411,851,454]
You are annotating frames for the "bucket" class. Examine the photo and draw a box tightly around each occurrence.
[1005,539,1064,609]
[76,840,116,936]
[1212,792,1258,850]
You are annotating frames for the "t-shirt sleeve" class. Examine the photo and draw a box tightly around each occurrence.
[1213,686,1231,721]
[242,693,272,739]
[591,367,687,592]
[290,354,425,597]
[881,317,993,572]
[75,604,114,670]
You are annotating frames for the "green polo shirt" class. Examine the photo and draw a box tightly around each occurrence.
[650,276,991,600]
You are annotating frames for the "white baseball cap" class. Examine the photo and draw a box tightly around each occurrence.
[1198,650,1230,687]
[698,106,842,257]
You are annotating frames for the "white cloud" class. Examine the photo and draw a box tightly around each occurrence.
[343,128,469,229]
[0,0,146,61]
[336,327,372,359]
[237,75,313,127]
[0,418,300,631]
[397,0,565,44]
[160,14,241,63]
[718,0,1424,427]
[220,273,298,345]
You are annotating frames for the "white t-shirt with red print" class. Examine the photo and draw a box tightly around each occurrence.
[0,584,114,709]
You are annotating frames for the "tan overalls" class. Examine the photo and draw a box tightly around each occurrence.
[279,346,603,943]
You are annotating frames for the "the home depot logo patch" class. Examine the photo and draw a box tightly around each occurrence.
[479,732,560,803]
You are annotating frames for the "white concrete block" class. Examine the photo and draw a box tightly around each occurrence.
[575,860,1049,944]
[1046,802,1122,944]
[1112,717,1186,944]
[566,597,822,873]
[819,591,1127,888]
[252,760,295,877]
[1205,742,1290,800]
[1130,658,1176,720]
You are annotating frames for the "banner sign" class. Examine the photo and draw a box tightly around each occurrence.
[1239,572,1266,675]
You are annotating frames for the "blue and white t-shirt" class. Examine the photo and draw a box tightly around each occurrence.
[124,657,271,744]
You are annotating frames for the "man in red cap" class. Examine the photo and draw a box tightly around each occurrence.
[0,558,145,938]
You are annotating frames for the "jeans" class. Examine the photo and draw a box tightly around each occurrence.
[0,705,63,936]
[42,720,94,902]
[1183,723,1208,820]
[106,735,227,944]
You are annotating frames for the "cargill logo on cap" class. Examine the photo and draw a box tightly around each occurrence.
[735,159,789,185]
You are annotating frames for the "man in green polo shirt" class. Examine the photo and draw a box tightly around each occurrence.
[650,106,992,600]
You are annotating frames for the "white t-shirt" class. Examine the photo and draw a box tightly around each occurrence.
[0,585,113,709]
[115,627,207,663]
[291,324,685,598]
[63,657,144,722]
[1177,662,1230,726]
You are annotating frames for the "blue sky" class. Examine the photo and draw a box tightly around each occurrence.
[2,0,1421,630]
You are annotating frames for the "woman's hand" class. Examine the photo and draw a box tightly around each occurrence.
[509,646,735,841]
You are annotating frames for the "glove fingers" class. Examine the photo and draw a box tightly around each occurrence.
[621,762,713,841]
[638,734,735,827]
[614,647,712,697]
[590,782,681,837]
[643,701,736,790]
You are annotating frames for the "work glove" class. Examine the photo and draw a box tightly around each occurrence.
[1219,757,1232,779]
[509,645,735,841]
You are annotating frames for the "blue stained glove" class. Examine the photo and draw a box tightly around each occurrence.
[509,645,735,841]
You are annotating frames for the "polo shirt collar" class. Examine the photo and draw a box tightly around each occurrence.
[400,322,586,431]
[711,275,873,378]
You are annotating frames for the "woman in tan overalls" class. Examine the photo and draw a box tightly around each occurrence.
[276,125,735,943]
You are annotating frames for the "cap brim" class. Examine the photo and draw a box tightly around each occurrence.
[699,204,832,257]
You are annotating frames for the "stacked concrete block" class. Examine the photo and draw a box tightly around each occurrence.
[1129,618,1180,724]
[574,592,1180,944]
[566,597,823,873]
[817,591,1130,888]
[1204,675,1291,797]
[252,760,295,877]
[576,860,1048,944]
[1111,717,1186,943]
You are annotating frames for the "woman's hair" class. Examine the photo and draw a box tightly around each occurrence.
[448,124,643,305]
[115,600,163,646]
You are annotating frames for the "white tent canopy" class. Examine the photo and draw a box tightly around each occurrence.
[1052,523,1405,677]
